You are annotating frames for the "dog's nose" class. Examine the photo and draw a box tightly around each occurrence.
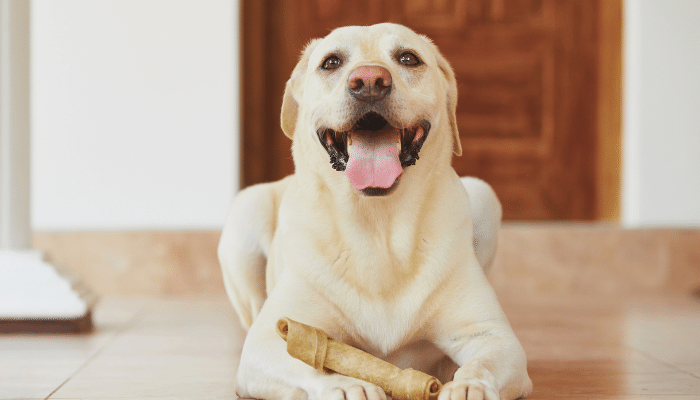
[347,65,392,103]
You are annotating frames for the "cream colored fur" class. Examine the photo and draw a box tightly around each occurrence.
[219,23,531,400]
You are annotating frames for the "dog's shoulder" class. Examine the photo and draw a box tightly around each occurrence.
[220,175,293,254]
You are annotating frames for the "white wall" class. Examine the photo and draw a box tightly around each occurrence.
[30,0,239,231]
[622,0,700,227]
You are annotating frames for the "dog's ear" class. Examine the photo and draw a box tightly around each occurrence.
[435,51,462,156]
[281,39,320,139]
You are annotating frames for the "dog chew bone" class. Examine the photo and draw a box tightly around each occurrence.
[276,318,442,400]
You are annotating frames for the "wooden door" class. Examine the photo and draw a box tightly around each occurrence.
[241,0,621,220]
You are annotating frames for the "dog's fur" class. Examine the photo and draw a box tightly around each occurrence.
[219,23,532,400]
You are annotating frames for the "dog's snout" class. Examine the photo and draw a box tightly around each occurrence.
[347,65,392,103]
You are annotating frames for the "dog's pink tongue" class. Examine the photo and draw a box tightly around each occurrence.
[345,131,402,190]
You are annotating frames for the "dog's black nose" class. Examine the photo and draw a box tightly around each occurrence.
[347,65,392,103]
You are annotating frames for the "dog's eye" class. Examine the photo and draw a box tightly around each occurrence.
[321,56,342,70]
[398,52,422,67]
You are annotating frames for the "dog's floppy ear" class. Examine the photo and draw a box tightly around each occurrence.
[435,51,462,156]
[281,39,320,139]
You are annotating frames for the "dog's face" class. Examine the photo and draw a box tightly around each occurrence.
[282,23,461,196]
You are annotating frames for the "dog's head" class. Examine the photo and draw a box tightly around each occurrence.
[282,23,461,196]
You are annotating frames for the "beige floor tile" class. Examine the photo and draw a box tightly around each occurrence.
[624,296,700,369]
[50,297,241,399]
[526,350,700,398]
[6,294,700,400]
[500,293,700,399]
[501,294,628,361]
[104,297,245,358]
[0,351,93,399]
[530,371,700,398]
[48,354,238,399]
[677,364,700,377]
[0,298,145,399]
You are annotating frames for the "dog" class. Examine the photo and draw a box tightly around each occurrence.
[219,23,532,400]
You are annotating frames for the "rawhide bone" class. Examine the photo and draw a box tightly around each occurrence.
[276,317,442,400]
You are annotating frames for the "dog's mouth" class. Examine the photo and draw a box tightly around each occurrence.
[317,112,430,196]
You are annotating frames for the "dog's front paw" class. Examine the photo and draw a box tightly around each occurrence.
[315,375,386,400]
[438,379,499,400]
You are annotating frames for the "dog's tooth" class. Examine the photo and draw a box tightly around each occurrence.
[413,126,424,143]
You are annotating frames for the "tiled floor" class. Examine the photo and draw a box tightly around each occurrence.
[2,293,700,400]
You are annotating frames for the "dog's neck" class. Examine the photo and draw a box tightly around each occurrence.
[286,137,471,296]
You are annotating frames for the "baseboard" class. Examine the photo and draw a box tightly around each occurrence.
[490,224,700,295]
[33,225,700,297]
[33,231,225,296]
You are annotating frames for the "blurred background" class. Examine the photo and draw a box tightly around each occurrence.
[1,0,699,298]
[3,2,699,397]
[25,0,700,230]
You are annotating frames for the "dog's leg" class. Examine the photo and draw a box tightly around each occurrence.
[236,278,387,400]
[433,270,532,400]
[461,177,502,273]
[218,178,290,329]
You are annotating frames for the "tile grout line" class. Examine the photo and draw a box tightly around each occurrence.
[42,302,151,400]
[628,345,700,381]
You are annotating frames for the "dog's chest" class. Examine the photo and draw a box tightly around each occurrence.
[326,256,442,356]
[277,197,461,355]
[342,291,429,356]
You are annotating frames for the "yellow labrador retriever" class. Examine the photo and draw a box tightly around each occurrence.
[219,23,532,400]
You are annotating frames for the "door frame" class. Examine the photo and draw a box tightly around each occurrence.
[597,0,622,220]
[0,0,31,248]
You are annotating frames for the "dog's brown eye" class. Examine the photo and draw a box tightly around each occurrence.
[398,52,421,67]
[321,56,342,70]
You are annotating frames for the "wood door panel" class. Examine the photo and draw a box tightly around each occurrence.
[242,0,618,220]
[454,49,550,140]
